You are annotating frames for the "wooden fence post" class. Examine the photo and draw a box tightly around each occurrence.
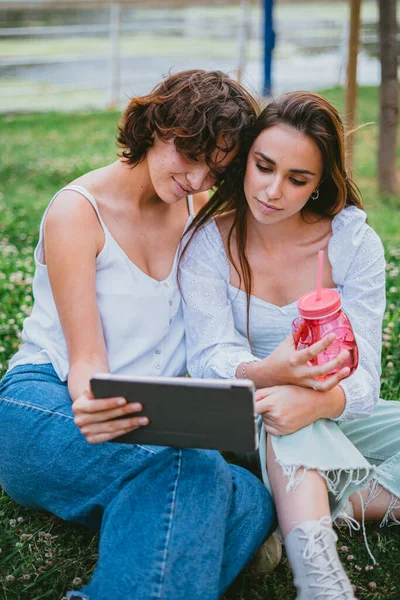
[109,2,121,109]
[378,0,398,195]
[345,0,361,172]
[237,0,250,84]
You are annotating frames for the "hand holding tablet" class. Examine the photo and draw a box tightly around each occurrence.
[90,374,258,453]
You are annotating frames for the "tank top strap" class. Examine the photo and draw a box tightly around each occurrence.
[186,194,195,218]
[38,184,107,239]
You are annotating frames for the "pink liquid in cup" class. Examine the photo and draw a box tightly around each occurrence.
[291,251,358,379]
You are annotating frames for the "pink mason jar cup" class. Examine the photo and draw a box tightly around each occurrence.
[292,288,359,379]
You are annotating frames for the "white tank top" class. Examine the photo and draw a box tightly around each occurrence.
[8,185,194,381]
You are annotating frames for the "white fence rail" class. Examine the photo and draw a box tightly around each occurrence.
[2,2,258,110]
[0,1,387,113]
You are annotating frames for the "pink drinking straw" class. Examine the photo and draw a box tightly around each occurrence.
[315,249,324,301]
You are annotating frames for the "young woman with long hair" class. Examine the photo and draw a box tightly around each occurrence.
[180,91,400,599]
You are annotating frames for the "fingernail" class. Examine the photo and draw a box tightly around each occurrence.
[138,417,148,425]
[117,398,126,406]
[130,403,141,411]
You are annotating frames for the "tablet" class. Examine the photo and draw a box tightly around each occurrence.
[90,374,258,453]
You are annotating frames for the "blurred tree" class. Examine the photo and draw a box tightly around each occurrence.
[378,0,398,195]
[345,0,361,171]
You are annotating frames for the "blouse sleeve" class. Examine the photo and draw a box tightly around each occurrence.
[180,221,259,379]
[329,207,386,421]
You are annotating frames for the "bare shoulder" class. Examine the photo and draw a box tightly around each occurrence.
[306,211,333,229]
[44,188,104,253]
[45,188,101,230]
[215,211,235,243]
[192,191,210,215]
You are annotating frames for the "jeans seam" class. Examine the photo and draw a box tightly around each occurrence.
[136,444,156,455]
[157,448,182,599]
[362,451,393,462]
[0,396,156,455]
[0,396,74,420]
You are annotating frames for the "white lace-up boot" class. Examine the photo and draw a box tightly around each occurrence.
[284,516,356,600]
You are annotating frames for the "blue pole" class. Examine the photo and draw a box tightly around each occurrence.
[263,0,275,97]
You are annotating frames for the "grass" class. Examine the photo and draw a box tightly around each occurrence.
[0,34,263,61]
[0,86,399,599]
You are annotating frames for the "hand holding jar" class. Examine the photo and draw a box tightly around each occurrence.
[292,251,358,380]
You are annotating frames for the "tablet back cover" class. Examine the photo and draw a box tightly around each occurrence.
[90,378,257,453]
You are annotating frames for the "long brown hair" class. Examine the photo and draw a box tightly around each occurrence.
[180,91,364,337]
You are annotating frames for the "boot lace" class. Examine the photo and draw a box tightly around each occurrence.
[300,516,354,600]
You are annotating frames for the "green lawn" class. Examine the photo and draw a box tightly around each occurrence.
[0,86,399,599]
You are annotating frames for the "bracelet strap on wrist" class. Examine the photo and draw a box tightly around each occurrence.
[241,360,256,380]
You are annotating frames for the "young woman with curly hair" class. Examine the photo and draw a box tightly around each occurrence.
[0,70,274,600]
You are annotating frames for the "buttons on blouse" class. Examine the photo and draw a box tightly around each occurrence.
[153,279,175,374]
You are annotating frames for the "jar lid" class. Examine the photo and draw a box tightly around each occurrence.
[297,288,341,319]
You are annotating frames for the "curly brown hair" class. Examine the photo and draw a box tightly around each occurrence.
[117,69,259,173]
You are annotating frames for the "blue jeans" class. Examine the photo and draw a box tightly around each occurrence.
[0,363,274,600]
